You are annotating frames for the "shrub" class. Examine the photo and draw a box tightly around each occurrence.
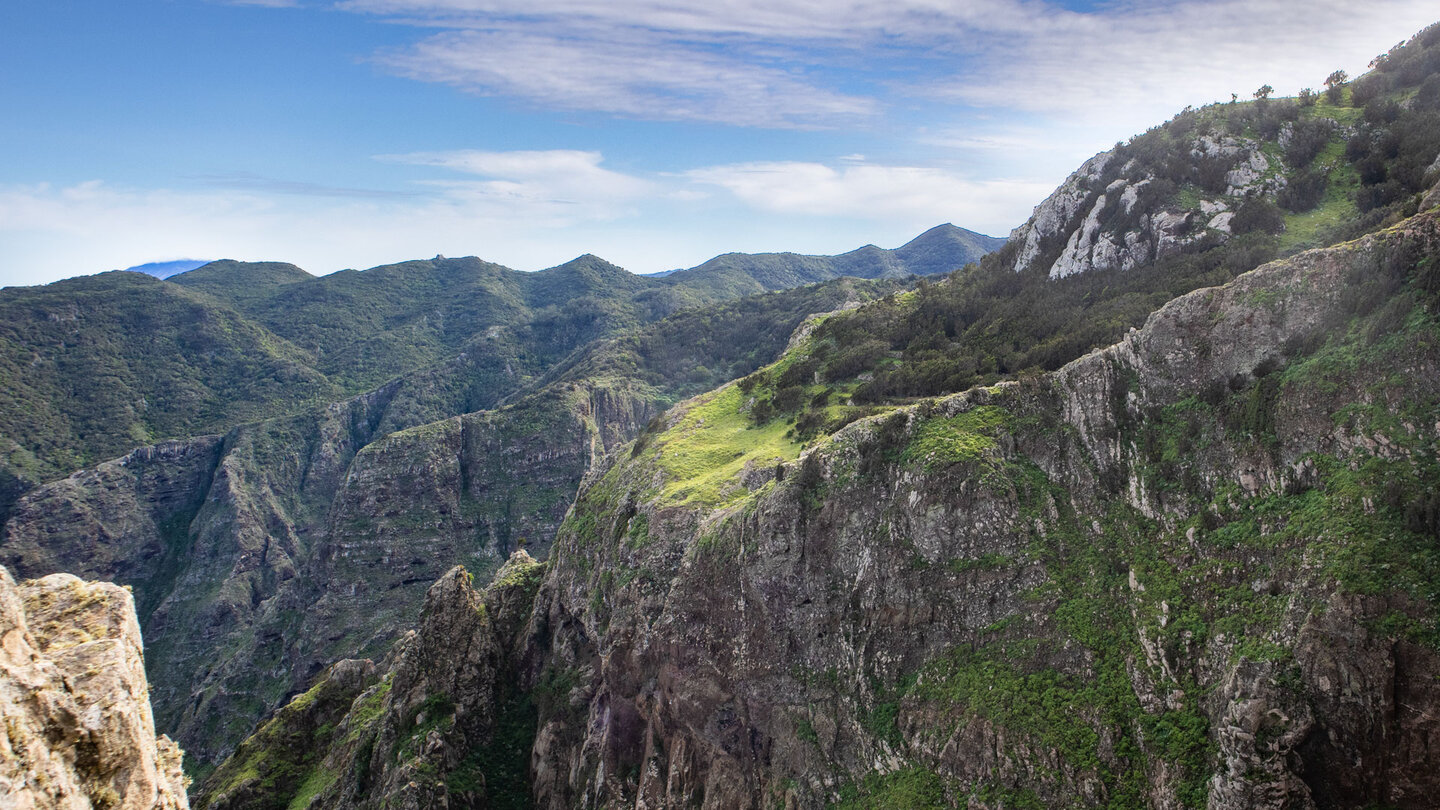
[1279,168,1328,212]
[1231,198,1286,235]
[1350,73,1389,105]
[1283,118,1334,168]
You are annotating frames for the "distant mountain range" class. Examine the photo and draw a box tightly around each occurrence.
[115,224,1000,288]
[644,223,1003,280]
[0,222,1002,523]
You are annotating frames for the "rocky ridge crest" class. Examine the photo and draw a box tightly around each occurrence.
[196,552,545,810]
[1009,128,1290,280]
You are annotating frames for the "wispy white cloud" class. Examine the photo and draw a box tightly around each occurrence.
[194,172,419,199]
[0,178,629,287]
[0,147,715,285]
[339,0,1005,126]
[686,160,1049,235]
[376,149,655,221]
[332,0,1439,133]
[381,149,648,194]
[931,0,1440,129]
[335,0,1031,41]
[372,28,876,127]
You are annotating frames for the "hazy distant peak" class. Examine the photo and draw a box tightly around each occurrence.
[118,259,210,279]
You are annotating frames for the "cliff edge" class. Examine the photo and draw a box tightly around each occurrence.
[1,565,188,809]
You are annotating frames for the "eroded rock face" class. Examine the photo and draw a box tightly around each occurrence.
[521,212,1440,808]
[1007,130,1288,280]
[1,377,651,773]
[1010,151,1116,275]
[0,565,189,809]
[195,553,547,810]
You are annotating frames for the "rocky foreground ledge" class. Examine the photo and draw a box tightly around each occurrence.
[1,565,188,809]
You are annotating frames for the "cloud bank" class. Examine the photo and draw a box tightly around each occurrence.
[339,0,1440,131]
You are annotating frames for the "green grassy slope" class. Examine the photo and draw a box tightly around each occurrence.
[0,272,334,485]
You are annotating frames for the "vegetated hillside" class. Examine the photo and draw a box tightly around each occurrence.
[174,255,650,396]
[176,234,999,398]
[192,24,1440,810]
[168,260,313,307]
[0,227,998,523]
[762,22,1440,413]
[199,192,1440,810]
[0,275,907,777]
[0,272,336,515]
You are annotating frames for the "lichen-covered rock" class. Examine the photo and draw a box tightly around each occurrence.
[0,565,188,809]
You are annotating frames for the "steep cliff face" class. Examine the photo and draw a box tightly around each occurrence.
[1,275,897,773]
[2,376,418,772]
[520,209,1440,808]
[196,553,546,810]
[212,205,1440,810]
[1,565,190,809]
[3,377,649,775]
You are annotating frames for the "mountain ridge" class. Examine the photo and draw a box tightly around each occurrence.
[170,22,1440,808]
[193,199,1440,810]
[6,21,1440,806]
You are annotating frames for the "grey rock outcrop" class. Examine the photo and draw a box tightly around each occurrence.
[1008,126,1292,280]
[0,565,189,809]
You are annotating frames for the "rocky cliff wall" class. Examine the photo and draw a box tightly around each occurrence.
[1004,106,1366,281]
[521,209,1440,808]
[0,373,653,775]
[1,565,189,809]
[195,553,546,810]
[1006,135,1260,280]
[207,206,1440,810]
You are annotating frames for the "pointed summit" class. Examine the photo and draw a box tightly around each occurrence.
[894,224,1006,276]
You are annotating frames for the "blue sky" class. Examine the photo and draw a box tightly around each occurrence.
[2,0,1436,286]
